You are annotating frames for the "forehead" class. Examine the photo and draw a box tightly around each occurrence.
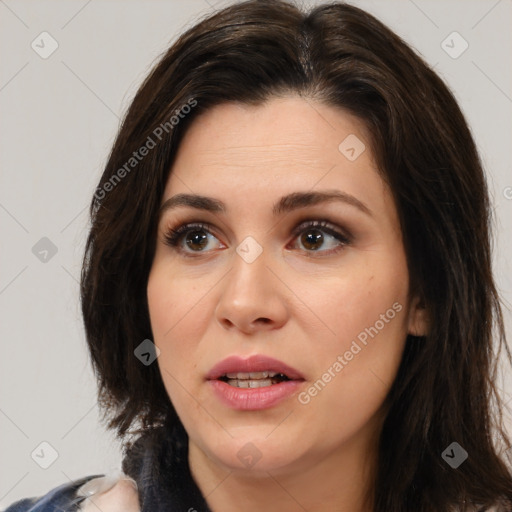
[163,96,390,218]
[174,96,373,166]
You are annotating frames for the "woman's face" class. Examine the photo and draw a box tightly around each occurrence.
[147,96,426,476]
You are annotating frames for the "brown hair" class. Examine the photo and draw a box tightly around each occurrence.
[80,1,512,510]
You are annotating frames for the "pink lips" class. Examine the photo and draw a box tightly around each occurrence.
[206,355,304,381]
[206,355,305,411]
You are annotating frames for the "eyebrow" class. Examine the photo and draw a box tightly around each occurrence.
[159,190,373,218]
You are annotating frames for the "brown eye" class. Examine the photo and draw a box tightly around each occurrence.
[164,222,222,255]
[300,229,324,251]
[184,230,209,251]
[290,220,351,256]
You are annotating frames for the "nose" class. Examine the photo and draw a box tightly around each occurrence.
[215,248,289,334]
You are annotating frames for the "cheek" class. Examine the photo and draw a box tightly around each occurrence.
[147,266,202,372]
[306,246,410,348]
[147,271,195,418]
[147,259,208,337]
[294,263,409,433]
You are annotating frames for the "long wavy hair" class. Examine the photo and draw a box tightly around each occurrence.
[80,1,512,510]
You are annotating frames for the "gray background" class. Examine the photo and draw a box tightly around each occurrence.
[1,0,511,506]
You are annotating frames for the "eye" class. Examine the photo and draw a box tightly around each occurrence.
[163,222,223,255]
[163,219,351,257]
[288,220,351,256]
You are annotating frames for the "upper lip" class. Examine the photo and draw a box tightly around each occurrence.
[206,355,304,381]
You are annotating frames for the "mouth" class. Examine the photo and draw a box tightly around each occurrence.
[206,354,304,383]
[206,355,305,410]
[218,371,291,388]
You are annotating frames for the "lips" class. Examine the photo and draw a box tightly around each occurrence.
[206,355,305,410]
[206,355,304,382]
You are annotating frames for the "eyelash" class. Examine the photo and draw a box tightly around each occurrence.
[163,219,352,258]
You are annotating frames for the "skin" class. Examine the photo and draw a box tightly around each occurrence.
[79,478,139,512]
[147,96,428,512]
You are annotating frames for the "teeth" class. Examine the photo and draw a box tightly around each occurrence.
[225,371,279,379]
[226,379,275,388]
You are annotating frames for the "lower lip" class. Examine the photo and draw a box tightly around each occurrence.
[208,379,304,410]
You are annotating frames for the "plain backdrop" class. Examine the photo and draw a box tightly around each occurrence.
[1,0,511,507]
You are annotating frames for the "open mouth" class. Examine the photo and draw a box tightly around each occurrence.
[218,371,291,388]
[207,356,304,410]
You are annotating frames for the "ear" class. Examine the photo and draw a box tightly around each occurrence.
[407,295,429,337]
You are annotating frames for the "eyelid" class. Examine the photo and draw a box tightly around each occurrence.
[162,221,221,251]
[290,219,352,243]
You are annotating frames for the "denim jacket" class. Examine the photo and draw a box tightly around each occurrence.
[4,422,212,512]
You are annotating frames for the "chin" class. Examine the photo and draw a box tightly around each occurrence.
[199,430,302,474]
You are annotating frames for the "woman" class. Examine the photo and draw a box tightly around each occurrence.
[6,1,512,511]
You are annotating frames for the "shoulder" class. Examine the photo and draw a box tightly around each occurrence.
[3,473,139,512]
[3,475,102,512]
[77,474,139,512]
